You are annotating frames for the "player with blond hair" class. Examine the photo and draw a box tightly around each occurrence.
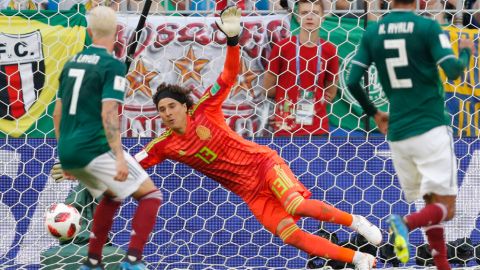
[53,6,162,270]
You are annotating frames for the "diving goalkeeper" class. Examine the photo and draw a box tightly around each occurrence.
[137,6,381,269]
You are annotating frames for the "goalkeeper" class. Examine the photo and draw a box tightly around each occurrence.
[138,6,381,269]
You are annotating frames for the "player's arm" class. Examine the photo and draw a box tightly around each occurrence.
[263,43,281,98]
[102,61,129,181]
[346,27,378,117]
[192,6,241,116]
[134,138,167,169]
[439,44,472,80]
[202,6,241,107]
[102,101,126,166]
[324,47,339,102]
[429,21,473,80]
[324,80,337,103]
[216,6,241,86]
[346,27,389,133]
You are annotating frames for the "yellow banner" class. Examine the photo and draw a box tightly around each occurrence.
[440,26,480,96]
[0,16,85,137]
[441,26,480,137]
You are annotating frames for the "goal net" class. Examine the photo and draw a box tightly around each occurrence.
[0,1,479,269]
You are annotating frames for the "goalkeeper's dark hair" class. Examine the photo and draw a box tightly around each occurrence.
[153,83,194,110]
[393,0,415,4]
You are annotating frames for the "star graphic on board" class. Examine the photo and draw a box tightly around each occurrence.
[172,46,209,83]
[126,59,158,97]
[231,59,259,97]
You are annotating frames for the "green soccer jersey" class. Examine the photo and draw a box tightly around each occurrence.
[352,11,455,141]
[57,46,126,169]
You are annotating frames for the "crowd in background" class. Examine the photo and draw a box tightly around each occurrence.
[1,0,479,27]
[0,0,478,137]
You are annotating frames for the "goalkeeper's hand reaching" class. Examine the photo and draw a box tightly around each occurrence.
[50,160,76,182]
[216,5,242,46]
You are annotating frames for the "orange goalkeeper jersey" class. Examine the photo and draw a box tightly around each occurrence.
[135,46,279,201]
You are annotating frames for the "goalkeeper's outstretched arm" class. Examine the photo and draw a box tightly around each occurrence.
[216,6,241,86]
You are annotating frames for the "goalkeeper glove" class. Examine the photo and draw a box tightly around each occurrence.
[50,160,65,182]
[216,6,242,46]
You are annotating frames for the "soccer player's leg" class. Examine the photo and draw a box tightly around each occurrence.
[75,150,160,269]
[103,151,161,269]
[121,178,162,270]
[388,140,419,263]
[68,167,121,269]
[389,126,458,265]
[246,192,376,269]
[266,163,382,246]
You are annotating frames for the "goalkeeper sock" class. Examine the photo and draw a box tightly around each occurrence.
[88,196,122,262]
[405,203,447,230]
[294,198,353,226]
[128,189,162,261]
[425,225,451,270]
[282,224,355,263]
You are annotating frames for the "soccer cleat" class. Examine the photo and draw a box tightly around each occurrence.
[79,259,105,270]
[388,214,410,263]
[119,257,147,270]
[350,215,383,246]
[353,252,377,270]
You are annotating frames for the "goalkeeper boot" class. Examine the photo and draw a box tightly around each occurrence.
[353,252,376,270]
[119,256,146,270]
[349,215,383,246]
[79,258,105,270]
[388,214,410,263]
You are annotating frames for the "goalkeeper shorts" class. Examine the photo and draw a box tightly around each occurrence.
[247,161,311,235]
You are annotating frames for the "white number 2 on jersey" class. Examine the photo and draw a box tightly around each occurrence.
[67,68,85,115]
[384,39,413,89]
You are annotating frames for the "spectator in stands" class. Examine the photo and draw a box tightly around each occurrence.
[263,0,338,137]
[46,0,120,11]
[334,0,383,20]
[473,1,480,26]
[419,0,448,24]
[461,0,480,28]
[1,0,46,9]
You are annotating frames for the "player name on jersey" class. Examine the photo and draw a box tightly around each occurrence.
[379,22,415,35]
[70,54,100,65]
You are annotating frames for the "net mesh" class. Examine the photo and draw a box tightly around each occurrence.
[0,1,479,269]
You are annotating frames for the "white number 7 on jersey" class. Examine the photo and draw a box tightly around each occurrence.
[384,39,413,89]
[68,68,85,115]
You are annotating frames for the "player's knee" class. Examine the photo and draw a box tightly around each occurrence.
[283,192,305,215]
[277,218,300,246]
[278,222,302,246]
[138,189,163,202]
